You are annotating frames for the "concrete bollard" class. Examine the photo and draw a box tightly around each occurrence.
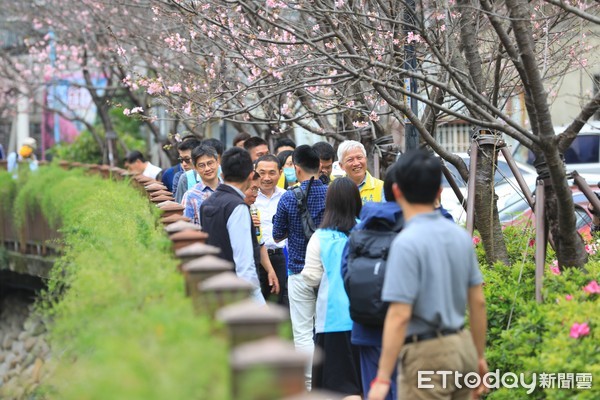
[150,190,174,198]
[164,220,202,237]
[230,337,313,400]
[111,167,126,181]
[281,391,345,399]
[134,174,155,186]
[151,195,176,205]
[119,170,135,181]
[216,299,289,347]
[160,214,191,225]
[199,272,255,317]
[170,229,209,251]
[159,202,185,219]
[99,165,111,179]
[145,182,167,195]
[174,242,221,268]
[156,200,180,209]
[84,164,101,175]
[181,254,232,297]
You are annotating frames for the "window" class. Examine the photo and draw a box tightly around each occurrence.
[564,135,600,164]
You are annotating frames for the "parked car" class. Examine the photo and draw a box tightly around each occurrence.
[500,192,595,239]
[440,153,537,222]
[512,122,600,174]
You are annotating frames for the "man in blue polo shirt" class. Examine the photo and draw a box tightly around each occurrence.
[273,145,327,389]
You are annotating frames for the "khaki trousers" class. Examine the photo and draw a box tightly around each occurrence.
[398,330,478,400]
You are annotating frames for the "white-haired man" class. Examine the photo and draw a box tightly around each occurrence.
[337,140,384,204]
[7,137,39,174]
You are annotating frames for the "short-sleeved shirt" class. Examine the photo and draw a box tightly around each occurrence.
[272,178,327,274]
[182,181,219,225]
[382,211,482,336]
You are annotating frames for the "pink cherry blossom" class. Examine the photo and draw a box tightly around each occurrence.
[569,322,590,339]
[549,260,560,275]
[584,244,597,255]
[565,294,573,301]
[583,280,600,294]
[472,236,481,245]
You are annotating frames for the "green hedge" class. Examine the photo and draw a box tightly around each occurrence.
[3,167,228,399]
[476,227,599,399]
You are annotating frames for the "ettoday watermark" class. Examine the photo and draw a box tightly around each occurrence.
[418,370,593,394]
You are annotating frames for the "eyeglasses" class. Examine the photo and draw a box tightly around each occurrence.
[196,160,217,170]
[178,157,192,164]
[249,186,259,194]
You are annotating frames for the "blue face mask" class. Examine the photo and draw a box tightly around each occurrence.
[283,167,297,183]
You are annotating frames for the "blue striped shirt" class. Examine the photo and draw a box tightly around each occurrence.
[272,178,327,274]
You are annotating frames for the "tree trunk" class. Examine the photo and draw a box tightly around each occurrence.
[537,150,588,268]
[474,139,510,265]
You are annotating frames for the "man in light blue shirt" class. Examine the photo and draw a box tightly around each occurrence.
[182,145,222,225]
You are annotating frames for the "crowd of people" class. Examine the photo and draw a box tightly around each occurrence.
[1,132,488,399]
[124,135,488,400]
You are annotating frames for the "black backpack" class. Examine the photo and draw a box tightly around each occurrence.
[343,216,404,326]
[292,177,317,240]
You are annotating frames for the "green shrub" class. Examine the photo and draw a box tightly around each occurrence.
[8,166,229,399]
[479,229,599,399]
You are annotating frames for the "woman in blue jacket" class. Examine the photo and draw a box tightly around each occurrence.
[301,177,362,398]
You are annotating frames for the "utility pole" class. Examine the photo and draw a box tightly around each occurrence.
[403,0,419,151]
[48,30,60,147]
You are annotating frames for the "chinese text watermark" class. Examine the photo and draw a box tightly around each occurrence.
[418,370,593,394]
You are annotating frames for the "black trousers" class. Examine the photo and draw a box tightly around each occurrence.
[259,250,288,306]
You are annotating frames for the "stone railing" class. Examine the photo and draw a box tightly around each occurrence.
[1,161,342,400]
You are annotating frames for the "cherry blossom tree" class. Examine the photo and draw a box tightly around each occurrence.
[110,0,598,266]
[2,0,598,265]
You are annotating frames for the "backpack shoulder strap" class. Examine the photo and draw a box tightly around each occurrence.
[293,186,305,208]
[392,215,405,232]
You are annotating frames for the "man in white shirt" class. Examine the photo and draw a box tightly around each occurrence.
[255,154,288,305]
[124,150,162,180]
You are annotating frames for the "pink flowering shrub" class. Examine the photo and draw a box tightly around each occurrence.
[482,227,599,399]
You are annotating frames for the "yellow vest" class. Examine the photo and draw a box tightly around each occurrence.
[277,174,286,189]
[359,171,384,204]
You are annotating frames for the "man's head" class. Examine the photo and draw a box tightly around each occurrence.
[124,150,148,174]
[312,141,335,180]
[274,137,296,155]
[221,147,255,189]
[202,138,224,161]
[292,145,320,182]
[192,144,220,183]
[255,154,282,193]
[393,149,442,206]
[18,137,37,159]
[337,140,368,185]
[178,136,202,171]
[232,131,251,148]
[244,136,270,161]
[383,162,401,202]
[244,172,261,206]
